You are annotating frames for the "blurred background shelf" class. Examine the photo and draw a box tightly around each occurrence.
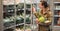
[53,0,60,28]
[54,9,60,10]
[0,0,60,31]
[54,15,60,17]
[54,26,60,27]
[54,2,60,4]
[4,23,24,30]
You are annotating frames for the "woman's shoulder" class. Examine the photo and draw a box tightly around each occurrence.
[48,10,52,13]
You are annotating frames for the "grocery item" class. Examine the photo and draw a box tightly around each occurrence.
[57,18,60,26]
[3,18,10,22]
[38,16,45,23]
[31,25,37,30]
[16,17,24,24]
[58,11,60,15]
[26,17,31,24]
[34,12,46,23]
[15,28,21,31]
[25,28,31,31]
[4,28,14,31]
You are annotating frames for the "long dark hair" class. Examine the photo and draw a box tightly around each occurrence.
[40,1,50,14]
[40,1,49,8]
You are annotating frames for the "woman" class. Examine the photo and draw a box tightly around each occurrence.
[32,1,52,31]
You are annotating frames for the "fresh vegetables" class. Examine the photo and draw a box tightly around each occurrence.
[16,25,31,31]
[34,13,46,23]
[38,16,45,23]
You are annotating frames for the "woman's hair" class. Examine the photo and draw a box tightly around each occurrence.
[40,1,49,8]
[40,1,50,14]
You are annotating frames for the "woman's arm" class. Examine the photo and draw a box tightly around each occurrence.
[36,18,40,24]
[45,11,53,24]
[32,7,36,13]
[32,7,41,24]
[32,7,40,18]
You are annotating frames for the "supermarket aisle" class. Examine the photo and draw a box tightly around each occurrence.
[0,0,60,31]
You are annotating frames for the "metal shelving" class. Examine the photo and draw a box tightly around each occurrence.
[54,15,60,17]
[4,23,24,30]
[54,9,60,10]
[52,1,60,31]
[0,0,53,31]
[53,2,60,26]
[54,2,60,3]
[1,0,39,31]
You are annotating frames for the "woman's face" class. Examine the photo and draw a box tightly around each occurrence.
[39,2,44,9]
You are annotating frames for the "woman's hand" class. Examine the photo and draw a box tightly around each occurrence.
[36,18,40,24]
[32,7,36,13]
[32,7,40,24]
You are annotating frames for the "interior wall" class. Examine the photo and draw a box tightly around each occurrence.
[0,0,3,31]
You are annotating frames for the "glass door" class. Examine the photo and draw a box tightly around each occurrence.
[54,2,60,26]
[2,0,40,31]
[15,0,24,31]
[3,0,16,31]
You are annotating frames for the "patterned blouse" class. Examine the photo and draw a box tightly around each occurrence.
[34,8,52,24]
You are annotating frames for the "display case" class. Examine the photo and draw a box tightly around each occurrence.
[0,0,53,31]
[52,0,60,31]
[54,2,60,26]
[1,0,39,31]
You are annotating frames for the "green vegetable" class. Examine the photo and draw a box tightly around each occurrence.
[16,17,24,24]
[38,16,45,23]
[34,12,46,23]
[26,17,31,24]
